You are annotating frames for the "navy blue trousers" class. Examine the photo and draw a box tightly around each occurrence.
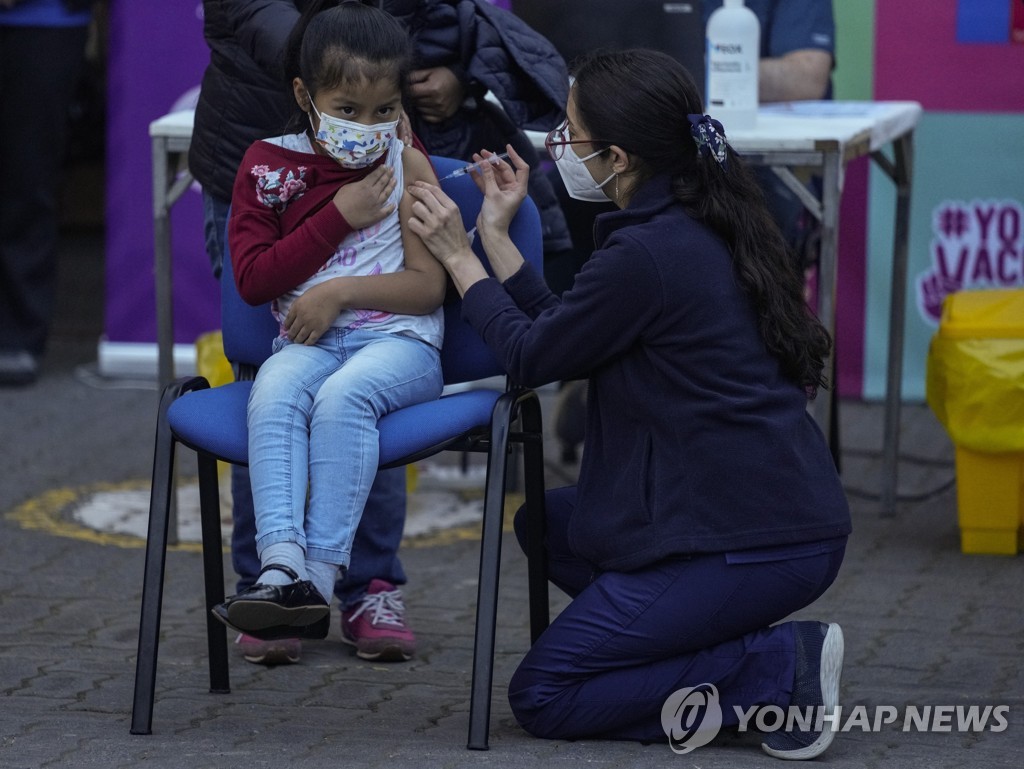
[511,486,845,742]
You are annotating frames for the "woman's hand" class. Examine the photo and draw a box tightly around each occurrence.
[332,165,396,230]
[405,181,476,270]
[283,280,344,345]
[406,180,492,297]
[470,146,530,237]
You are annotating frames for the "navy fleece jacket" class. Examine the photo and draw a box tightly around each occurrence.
[462,174,851,572]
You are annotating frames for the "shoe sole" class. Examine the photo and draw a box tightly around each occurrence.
[227,600,330,632]
[213,606,330,641]
[242,647,301,665]
[340,634,414,662]
[0,370,38,386]
[762,622,844,761]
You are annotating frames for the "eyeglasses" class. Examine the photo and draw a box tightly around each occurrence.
[544,121,609,161]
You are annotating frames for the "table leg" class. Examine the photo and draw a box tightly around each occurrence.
[811,149,844,442]
[152,135,176,392]
[879,133,914,516]
[152,135,179,545]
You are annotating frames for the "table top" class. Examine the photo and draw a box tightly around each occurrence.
[725,100,922,154]
[523,101,921,158]
[149,108,195,140]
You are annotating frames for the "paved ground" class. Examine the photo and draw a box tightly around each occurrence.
[0,232,1021,768]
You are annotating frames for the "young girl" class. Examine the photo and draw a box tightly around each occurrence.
[213,2,447,641]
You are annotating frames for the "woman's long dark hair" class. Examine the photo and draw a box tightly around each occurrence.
[571,49,832,396]
[283,1,413,133]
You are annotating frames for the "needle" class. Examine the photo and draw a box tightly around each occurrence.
[438,152,512,181]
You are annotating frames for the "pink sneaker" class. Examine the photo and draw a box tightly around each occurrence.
[235,633,301,665]
[341,579,416,661]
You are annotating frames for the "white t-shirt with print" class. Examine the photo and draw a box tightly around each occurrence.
[265,132,443,349]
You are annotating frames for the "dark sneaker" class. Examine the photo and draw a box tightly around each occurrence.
[236,633,301,665]
[762,622,844,761]
[212,564,330,637]
[0,350,38,386]
[213,605,330,641]
[341,579,416,661]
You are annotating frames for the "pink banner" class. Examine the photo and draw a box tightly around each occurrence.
[875,1,1024,112]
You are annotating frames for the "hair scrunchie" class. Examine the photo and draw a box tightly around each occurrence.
[687,114,728,169]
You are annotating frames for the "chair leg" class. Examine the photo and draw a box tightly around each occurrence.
[130,385,182,734]
[518,394,549,643]
[466,395,516,750]
[197,453,230,694]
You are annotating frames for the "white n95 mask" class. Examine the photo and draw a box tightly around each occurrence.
[554,144,616,203]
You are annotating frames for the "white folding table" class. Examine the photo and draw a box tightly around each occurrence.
[726,101,922,514]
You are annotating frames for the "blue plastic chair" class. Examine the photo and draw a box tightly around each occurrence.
[131,157,550,750]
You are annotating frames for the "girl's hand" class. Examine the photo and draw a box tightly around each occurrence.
[283,281,342,345]
[405,181,476,270]
[469,146,529,235]
[332,165,396,230]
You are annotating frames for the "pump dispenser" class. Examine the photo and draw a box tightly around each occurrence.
[705,0,760,131]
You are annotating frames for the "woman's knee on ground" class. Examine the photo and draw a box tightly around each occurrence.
[507,659,577,740]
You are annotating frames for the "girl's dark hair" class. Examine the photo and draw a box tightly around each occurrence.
[283,1,413,129]
[571,48,832,396]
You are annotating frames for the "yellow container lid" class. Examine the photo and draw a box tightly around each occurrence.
[939,288,1024,339]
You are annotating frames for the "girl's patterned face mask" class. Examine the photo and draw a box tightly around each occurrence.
[309,103,398,168]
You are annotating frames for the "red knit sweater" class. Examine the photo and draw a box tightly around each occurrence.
[227,134,430,306]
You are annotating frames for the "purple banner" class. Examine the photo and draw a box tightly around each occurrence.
[105,0,216,346]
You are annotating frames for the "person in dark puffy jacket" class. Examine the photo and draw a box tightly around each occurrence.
[188,0,570,667]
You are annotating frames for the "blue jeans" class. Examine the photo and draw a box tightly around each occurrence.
[510,486,846,741]
[248,330,442,568]
[202,191,412,605]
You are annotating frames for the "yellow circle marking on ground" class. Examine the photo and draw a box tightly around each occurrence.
[3,480,522,551]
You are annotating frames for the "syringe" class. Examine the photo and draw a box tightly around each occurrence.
[438,152,512,181]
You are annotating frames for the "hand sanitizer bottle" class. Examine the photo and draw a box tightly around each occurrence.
[706,0,760,131]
